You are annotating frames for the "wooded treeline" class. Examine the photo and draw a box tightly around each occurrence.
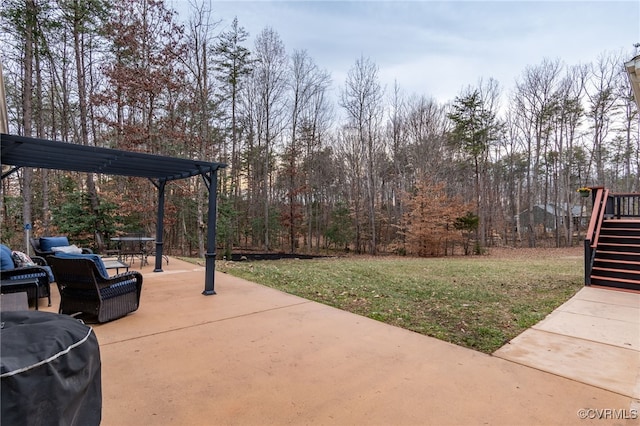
[1,0,638,257]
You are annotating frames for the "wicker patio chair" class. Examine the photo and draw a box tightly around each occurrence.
[48,255,143,323]
[0,245,52,309]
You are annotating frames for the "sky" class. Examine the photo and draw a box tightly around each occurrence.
[169,0,640,105]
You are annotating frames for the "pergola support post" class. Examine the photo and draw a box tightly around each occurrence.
[154,180,166,272]
[203,170,219,295]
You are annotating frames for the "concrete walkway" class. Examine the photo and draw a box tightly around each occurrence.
[40,258,639,425]
[494,287,640,400]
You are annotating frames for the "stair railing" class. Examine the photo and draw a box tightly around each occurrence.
[584,187,610,285]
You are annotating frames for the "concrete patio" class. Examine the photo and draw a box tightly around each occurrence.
[38,257,639,425]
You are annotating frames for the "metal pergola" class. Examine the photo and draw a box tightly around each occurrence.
[1,133,227,295]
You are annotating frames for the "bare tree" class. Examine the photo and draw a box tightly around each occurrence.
[512,58,562,247]
[58,0,109,248]
[96,0,190,244]
[283,49,331,253]
[340,55,384,254]
[501,109,528,246]
[384,81,406,246]
[22,0,36,241]
[1,0,41,245]
[552,65,587,246]
[612,52,639,192]
[251,26,288,250]
[183,0,220,257]
[586,51,623,185]
[404,95,448,181]
[334,126,365,252]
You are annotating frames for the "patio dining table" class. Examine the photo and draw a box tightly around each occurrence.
[110,236,155,268]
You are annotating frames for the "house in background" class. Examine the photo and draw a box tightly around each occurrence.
[516,203,589,233]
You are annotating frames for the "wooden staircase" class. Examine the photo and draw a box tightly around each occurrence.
[590,219,640,291]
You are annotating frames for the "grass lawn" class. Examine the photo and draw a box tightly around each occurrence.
[208,247,584,354]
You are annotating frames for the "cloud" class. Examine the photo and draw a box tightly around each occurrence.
[171,0,639,105]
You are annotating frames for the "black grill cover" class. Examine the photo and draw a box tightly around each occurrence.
[1,311,102,426]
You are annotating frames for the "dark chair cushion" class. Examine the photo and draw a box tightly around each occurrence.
[53,253,109,278]
[0,245,16,271]
[39,236,70,252]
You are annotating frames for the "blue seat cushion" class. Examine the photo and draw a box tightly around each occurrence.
[42,265,55,282]
[54,252,109,279]
[40,236,71,252]
[0,244,16,271]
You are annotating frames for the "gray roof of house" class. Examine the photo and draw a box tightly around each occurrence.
[517,203,587,217]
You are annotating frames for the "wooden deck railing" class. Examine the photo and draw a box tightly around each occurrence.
[611,192,640,218]
[584,187,640,284]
